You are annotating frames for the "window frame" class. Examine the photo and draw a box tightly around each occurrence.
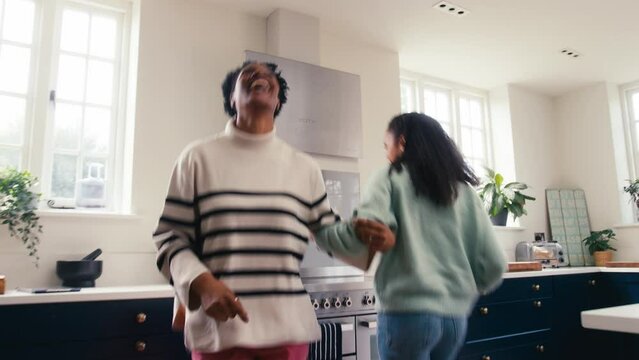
[0,0,43,170]
[1,0,135,213]
[399,69,494,172]
[621,84,639,180]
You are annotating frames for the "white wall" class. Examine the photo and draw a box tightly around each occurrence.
[487,85,561,259]
[508,85,561,238]
[0,0,401,288]
[554,84,621,229]
[554,83,639,261]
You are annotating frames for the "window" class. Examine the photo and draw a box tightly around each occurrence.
[0,0,38,169]
[625,86,639,178]
[0,0,135,212]
[400,72,492,173]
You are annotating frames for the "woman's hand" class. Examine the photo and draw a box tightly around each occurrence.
[353,218,396,252]
[189,272,249,323]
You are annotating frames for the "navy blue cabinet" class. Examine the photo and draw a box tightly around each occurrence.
[552,273,605,360]
[0,298,189,360]
[461,276,553,360]
[459,272,639,360]
[591,273,639,360]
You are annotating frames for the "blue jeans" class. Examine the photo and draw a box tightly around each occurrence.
[377,312,468,360]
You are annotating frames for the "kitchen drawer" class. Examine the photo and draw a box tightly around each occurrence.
[477,277,552,305]
[0,298,174,342]
[466,298,552,341]
[4,333,189,360]
[459,330,552,360]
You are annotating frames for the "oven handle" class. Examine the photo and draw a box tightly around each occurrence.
[339,323,355,332]
[359,320,377,329]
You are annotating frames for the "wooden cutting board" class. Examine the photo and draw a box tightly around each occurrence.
[507,261,542,272]
[605,261,639,268]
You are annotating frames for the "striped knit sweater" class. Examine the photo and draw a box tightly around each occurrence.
[153,121,340,352]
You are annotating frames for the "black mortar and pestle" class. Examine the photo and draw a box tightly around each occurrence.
[56,249,103,287]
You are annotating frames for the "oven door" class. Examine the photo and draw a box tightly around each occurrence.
[356,314,379,360]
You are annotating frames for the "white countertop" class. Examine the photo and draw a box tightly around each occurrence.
[582,304,639,334]
[0,285,174,306]
[502,266,639,279]
[1,267,638,306]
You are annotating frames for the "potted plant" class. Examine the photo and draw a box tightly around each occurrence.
[0,168,42,266]
[477,168,536,226]
[582,229,617,266]
[623,179,639,220]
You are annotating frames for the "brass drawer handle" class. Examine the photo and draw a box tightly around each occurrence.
[533,300,542,308]
[589,279,596,286]
[136,312,147,324]
[482,356,491,360]
[537,344,545,353]
[532,284,541,291]
[479,307,489,316]
[135,341,146,352]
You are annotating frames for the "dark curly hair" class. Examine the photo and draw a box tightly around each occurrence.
[221,61,289,118]
[387,112,480,206]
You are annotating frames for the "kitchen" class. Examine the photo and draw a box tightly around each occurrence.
[1,0,639,359]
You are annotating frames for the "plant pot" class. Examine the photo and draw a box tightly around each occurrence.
[490,209,508,226]
[593,250,613,267]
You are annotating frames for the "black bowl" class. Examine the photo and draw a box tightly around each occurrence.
[56,260,103,287]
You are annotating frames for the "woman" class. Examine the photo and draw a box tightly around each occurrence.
[154,61,385,360]
[315,112,507,360]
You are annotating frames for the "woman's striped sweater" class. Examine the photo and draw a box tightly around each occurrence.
[153,121,339,352]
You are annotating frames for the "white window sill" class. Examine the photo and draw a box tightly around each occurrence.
[492,226,526,232]
[36,208,141,220]
[613,223,639,229]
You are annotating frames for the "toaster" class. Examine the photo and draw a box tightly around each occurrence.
[515,241,567,268]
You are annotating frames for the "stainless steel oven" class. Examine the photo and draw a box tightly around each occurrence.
[356,314,380,360]
[305,278,377,360]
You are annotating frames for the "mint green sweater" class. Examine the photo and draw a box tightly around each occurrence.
[315,166,507,316]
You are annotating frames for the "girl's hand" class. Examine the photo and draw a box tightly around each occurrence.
[353,218,396,252]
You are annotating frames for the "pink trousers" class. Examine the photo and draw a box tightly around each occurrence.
[192,343,309,360]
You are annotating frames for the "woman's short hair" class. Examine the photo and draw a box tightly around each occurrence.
[221,61,289,118]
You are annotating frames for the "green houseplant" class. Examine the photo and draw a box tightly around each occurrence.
[477,168,536,226]
[582,229,617,266]
[623,179,639,220]
[0,168,42,266]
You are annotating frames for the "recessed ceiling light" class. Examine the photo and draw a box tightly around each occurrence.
[560,48,582,59]
[433,1,469,17]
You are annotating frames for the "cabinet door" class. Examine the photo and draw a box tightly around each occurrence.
[4,333,190,360]
[606,273,639,306]
[477,277,553,305]
[466,299,552,341]
[0,298,175,343]
[553,273,606,360]
[459,330,551,360]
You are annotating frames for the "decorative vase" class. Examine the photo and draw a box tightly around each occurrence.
[593,250,613,267]
[490,209,508,226]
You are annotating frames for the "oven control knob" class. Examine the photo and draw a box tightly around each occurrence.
[363,295,374,306]
[322,298,331,309]
[558,250,564,256]
[333,298,342,308]
[311,299,320,310]
[344,297,353,307]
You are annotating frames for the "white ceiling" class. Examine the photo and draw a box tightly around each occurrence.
[206,0,639,96]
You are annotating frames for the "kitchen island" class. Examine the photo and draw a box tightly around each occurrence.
[582,303,639,334]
